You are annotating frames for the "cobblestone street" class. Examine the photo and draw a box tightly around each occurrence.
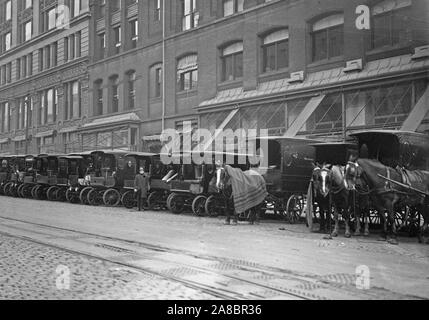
[0,196,428,300]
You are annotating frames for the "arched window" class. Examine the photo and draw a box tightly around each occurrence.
[371,0,412,49]
[150,63,162,98]
[262,29,289,73]
[94,79,103,116]
[311,13,344,62]
[221,42,243,82]
[177,54,198,91]
[126,70,136,109]
[109,75,119,113]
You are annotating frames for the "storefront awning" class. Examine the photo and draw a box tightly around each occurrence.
[284,95,326,137]
[35,130,54,138]
[12,135,26,142]
[81,113,141,131]
[401,85,429,132]
[0,138,9,144]
[59,126,79,134]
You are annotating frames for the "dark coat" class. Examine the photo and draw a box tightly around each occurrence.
[134,173,150,198]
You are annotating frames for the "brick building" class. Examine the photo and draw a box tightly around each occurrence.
[0,0,90,155]
[1,0,428,154]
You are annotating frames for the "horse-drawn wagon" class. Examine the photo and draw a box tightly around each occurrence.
[345,130,429,244]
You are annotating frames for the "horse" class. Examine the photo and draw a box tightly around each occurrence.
[345,158,429,244]
[311,165,333,234]
[215,163,267,225]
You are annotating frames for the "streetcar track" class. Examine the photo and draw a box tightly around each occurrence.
[0,216,314,300]
[0,215,425,300]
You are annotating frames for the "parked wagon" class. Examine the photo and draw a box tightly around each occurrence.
[32,154,63,201]
[2,156,27,197]
[251,136,320,223]
[17,155,38,199]
[0,156,12,195]
[345,130,429,243]
[103,151,156,209]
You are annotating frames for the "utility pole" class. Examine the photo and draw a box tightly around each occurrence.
[161,0,166,133]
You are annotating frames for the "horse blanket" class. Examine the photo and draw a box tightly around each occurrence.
[225,165,268,214]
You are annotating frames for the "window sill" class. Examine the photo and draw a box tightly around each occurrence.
[258,68,290,83]
[217,78,243,91]
[176,89,198,99]
[366,44,413,60]
[149,97,162,104]
[307,56,344,72]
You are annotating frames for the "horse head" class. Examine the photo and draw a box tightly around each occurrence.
[344,161,362,191]
[312,163,333,198]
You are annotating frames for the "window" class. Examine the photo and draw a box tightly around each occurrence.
[150,64,162,98]
[39,88,57,125]
[27,53,33,76]
[98,32,106,59]
[182,0,198,31]
[21,55,27,78]
[16,59,21,80]
[1,102,10,133]
[221,42,243,81]
[130,20,138,48]
[110,75,119,113]
[371,0,412,49]
[71,81,81,118]
[25,0,32,9]
[223,0,244,17]
[177,54,198,91]
[5,32,11,51]
[6,62,11,83]
[114,26,121,54]
[5,1,11,21]
[111,0,121,12]
[72,0,81,17]
[127,71,136,109]
[48,8,56,30]
[94,80,104,116]
[311,14,344,62]
[52,42,58,67]
[98,0,106,19]
[262,29,289,73]
[154,0,161,21]
[25,21,32,41]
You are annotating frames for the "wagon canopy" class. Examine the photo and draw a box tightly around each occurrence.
[350,130,429,170]
[311,142,358,166]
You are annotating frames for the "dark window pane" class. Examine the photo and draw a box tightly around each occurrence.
[223,55,233,81]
[234,52,243,78]
[277,40,289,69]
[392,9,410,45]
[312,30,328,61]
[328,26,343,58]
[373,14,390,48]
[263,44,276,72]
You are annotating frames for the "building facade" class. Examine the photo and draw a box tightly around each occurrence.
[1,0,428,155]
[0,0,90,155]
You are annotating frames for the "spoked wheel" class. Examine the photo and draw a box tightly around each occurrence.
[66,188,80,203]
[286,194,304,224]
[47,186,59,201]
[3,182,13,196]
[17,184,26,198]
[31,185,38,199]
[79,187,93,205]
[103,188,121,207]
[87,189,103,206]
[147,191,163,211]
[205,195,223,217]
[121,190,136,209]
[166,193,176,211]
[55,187,67,202]
[169,193,185,214]
[33,185,47,200]
[22,184,34,199]
[192,195,207,217]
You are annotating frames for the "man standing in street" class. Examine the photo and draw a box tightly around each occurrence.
[134,167,150,211]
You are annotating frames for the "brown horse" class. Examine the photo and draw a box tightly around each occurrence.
[345,158,429,244]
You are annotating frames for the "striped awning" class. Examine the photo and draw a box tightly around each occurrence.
[0,138,9,144]
[12,135,26,142]
[177,54,198,74]
[35,130,54,138]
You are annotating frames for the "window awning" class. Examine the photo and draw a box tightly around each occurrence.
[177,54,198,74]
[284,95,326,137]
[264,29,289,45]
[202,108,239,151]
[223,42,243,56]
[59,126,79,134]
[373,0,411,15]
[401,84,429,132]
[313,14,344,31]
[0,138,9,144]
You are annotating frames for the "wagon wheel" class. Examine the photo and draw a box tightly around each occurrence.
[368,210,381,228]
[87,189,103,206]
[55,187,67,202]
[22,184,33,199]
[47,186,59,201]
[103,189,121,207]
[166,192,176,211]
[192,195,207,217]
[79,187,93,205]
[121,190,136,209]
[16,184,25,198]
[205,195,222,217]
[402,207,421,237]
[33,185,47,200]
[3,182,12,196]
[30,185,38,199]
[286,194,304,224]
[66,188,80,204]
[169,194,185,214]
[147,191,162,211]
[9,184,19,198]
